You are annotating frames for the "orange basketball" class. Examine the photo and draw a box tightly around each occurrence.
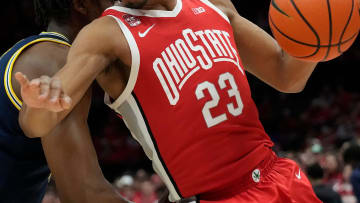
[269,0,360,62]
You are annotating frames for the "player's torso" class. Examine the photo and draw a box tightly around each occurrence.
[0,32,70,203]
[103,0,273,200]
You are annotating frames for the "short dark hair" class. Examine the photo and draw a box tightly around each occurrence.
[306,163,324,180]
[34,0,73,27]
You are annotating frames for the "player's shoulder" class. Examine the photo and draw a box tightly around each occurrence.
[15,41,70,77]
[76,16,130,61]
[82,15,127,44]
[81,16,123,37]
[1,33,71,78]
[6,34,71,108]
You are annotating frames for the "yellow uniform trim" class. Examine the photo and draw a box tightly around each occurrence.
[3,38,71,110]
[40,32,69,42]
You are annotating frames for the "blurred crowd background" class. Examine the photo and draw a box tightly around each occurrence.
[1,0,360,203]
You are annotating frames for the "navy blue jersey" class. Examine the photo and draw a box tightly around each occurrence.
[0,32,70,203]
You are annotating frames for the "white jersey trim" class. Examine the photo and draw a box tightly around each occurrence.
[106,0,182,18]
[111,95,182,201]
[104,15,140,109]
[127,95,181,201]
[200,0,230,23]
[103,16,182,201]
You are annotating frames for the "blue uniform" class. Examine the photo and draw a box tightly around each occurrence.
[0,32,70,203]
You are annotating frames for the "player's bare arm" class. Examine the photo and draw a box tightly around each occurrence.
[210,0,318,93]
[17,16,130,137]
[15,42,71,137]
[42,90,130,203]
[13,41,130,203]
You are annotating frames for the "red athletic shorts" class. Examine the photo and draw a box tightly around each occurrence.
[197,152,322,203]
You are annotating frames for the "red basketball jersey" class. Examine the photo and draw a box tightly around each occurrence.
[102,0,274,201]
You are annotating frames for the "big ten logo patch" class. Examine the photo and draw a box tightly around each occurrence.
[192,7,206,15]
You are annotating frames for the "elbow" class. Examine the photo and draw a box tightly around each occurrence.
[19,125,37,139]
[271,49,315,93]
[18,104,60,138]
[18,117,46,138]
[18,111,51,138]
[272,64,308,93]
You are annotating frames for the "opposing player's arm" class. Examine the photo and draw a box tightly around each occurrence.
[42,90,130,203]
[12,43,130,203]
[210,0,317,93]
[17,16,129,137]
[15,42,70,137]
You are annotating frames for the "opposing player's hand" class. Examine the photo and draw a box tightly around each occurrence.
[15,72,72,112]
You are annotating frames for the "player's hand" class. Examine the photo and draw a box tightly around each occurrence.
[15,72,72,112]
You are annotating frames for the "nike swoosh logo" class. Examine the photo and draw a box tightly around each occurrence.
[295,169,301,179]
[138,24,156,38]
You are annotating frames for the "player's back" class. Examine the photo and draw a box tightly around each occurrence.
[0,32,70,203]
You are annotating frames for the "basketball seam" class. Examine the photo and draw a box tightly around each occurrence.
[269,17,358,58]
[338,0,355,54]
[270,0,358,59]
[289,0,321,58]
[271,0,290,17]
[323,0,333,61]
[269,16,316,58]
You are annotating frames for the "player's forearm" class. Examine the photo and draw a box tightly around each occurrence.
[55,53,109,115]
[19,104,60,138]
[232,16,317,93]
[42,102,131,203]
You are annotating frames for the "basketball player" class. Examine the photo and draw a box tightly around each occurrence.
[0,0,130,202]
[17,0,323,202]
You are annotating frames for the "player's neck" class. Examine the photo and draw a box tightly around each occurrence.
[46,20,78,43]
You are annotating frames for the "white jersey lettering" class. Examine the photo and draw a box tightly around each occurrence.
[161,47,183,83]
[170,43,189,74]
[153,58,180,105]
[213,30,234,58]
[205,29,228,57]
[154,28,242,105]
[183,29,212,70]
[195,30,217,58]
[174,39,197,69]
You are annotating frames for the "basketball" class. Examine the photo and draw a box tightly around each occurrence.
[269,0,360,62]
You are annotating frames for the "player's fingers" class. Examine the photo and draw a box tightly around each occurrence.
[29,78,41,88]
[60,94,72,110]
[39,76,51,99]
[15,72,30,88]
[49,78,62,103]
